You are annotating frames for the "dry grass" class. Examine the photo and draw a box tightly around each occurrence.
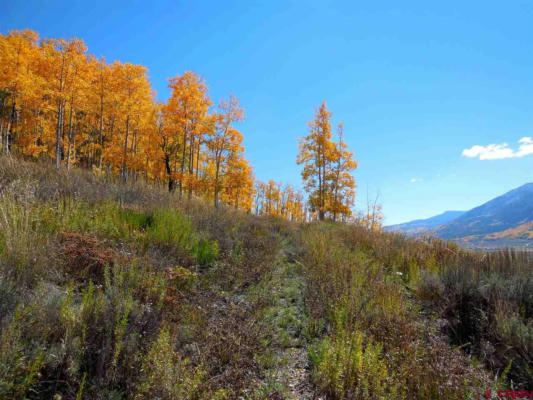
[298,224,494,399]
[297,222,532,396]
[1,155,530,399]
[0,155,283,399]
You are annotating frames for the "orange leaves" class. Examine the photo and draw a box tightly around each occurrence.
[297,102,358,221]
[0,30,260,213]
[160,71,212,197]
[107,62,154,180]
[159,73,254,211]
[222,155,254,210]
[205,95,247,207]
[254,180,306,221]
[0,29,39,95]
[0,30,363,223]
[0,30,42,154]
[328,122,357,221]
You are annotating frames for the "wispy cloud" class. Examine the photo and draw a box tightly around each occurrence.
[462,137,533,160]
[410,177,422,183]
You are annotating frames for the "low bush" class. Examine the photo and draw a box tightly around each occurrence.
[310,329,395,399]
[134,326,205,400]
[58,232,115,284]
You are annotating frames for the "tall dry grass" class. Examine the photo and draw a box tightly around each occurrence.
[0,155,283,399]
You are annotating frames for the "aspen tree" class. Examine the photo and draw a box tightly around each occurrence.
[209,95,244,208]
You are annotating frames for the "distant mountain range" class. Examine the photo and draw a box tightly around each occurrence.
[385,210,466,235]
[385,182,533,248]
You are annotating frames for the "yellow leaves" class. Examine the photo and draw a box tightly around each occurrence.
[297,102,358,221]
[164,71,211,128]
[221,155,254,210]
[357,202,384,232]
[0,30,256,212]
[0,30,364,224]
[253,180,306,221]
[156,73,254,210]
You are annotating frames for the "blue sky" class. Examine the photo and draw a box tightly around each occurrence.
[2,1,533,224]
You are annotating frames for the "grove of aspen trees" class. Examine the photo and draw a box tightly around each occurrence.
[0,29,362,224]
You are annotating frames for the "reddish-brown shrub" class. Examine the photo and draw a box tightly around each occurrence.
[58,232,115,284]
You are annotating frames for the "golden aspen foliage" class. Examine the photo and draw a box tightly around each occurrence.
[222,155,255,211]
[0,29,368,222]
[297,102,357,221]
[0,30,40,155]
[252,180,306,221]
[328,122,357,221]
[39,37,88,168]
[208,94,245,208]
[161,71,211,196]
[297,101,335,220]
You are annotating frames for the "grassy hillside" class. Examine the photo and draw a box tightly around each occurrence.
[486,221,533,240]
[455,222,533,250]
[1,156,532,399]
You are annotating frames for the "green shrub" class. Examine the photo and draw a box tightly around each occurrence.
[0,307,46,398]
[145,209,196,249]
[0,156,288,399]
[134,326,204,400]
[310,329,396,399]
[193,238,219,267]
[166,266,198,291]
[37,199,149,241]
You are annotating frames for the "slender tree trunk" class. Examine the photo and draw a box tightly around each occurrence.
[332,166,340,222]
[144,156,150,180]
[7,98,17,154]
[5,119,11,153]
[195,140,201,181]
[0,121,3,153]
[179,129,187,199]
[55,100,63,169]
[66,103,73,170]
[55,55,66,169]
[0,96,6,153]
[195,140,202,198]
[214,154,221,208]
[188,136,195,200]
[0,120,4,154]
[121,115,130,182]
[165,153,174,192]
[98,94,104,168]
[320,140,328,221]
[132,128,137,154]
[72,134,76,167]
[317,153,324,221]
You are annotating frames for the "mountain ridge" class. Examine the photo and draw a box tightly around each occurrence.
[386,182,533,248]
[385,210,465,235]
[436,182,533,240]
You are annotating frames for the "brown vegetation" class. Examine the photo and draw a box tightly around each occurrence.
[1,155,531,399]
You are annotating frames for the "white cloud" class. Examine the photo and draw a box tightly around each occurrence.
[517,136,533,157]
[410,177,422,183]
[462,137,533,160]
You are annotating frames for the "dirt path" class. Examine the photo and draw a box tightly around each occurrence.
[252,245,322,399]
